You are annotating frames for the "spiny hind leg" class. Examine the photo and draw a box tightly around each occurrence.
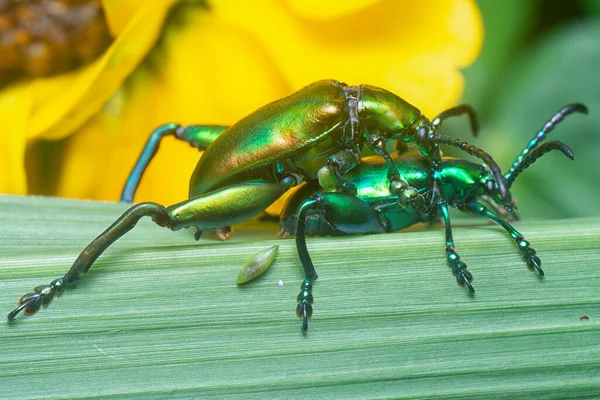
[121,124,233,240]
[8,181,292,321]
[8,202,170,321]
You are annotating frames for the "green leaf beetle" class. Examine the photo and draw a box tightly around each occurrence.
[6,80,587,332]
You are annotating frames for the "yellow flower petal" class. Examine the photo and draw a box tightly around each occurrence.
[54,6,290,204]
[30,0,483,207]
[283,0,382,20]
[28,0,178,141]
[211,0,482,115]
[0,83,30,194]
[101,0,148,37]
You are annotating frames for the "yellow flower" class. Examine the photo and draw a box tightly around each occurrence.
[1,0,482,207]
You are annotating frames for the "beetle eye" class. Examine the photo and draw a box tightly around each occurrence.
[417,126,429,143]
[485,179,496,192]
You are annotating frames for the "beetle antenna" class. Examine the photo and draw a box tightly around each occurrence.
[432,104,479,137]
[504,103,587,180]
[430,134,510,207]
[506,141,574,188]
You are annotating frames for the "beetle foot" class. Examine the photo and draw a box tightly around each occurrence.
[7,277,66,321]
[446,248,475,293]
[515,236,544,275]
[296,278,314,333]
[397,187,427,214]
[214,226,232,241]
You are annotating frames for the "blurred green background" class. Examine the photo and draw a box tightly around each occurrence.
[449,0,599,218]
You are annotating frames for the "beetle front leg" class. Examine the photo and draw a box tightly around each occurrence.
[466,202,544,275]
[367,133,427,213]
[121,124,229,202]
[318,148,360,196]
[8,181,292,321]
[439,200,475,293]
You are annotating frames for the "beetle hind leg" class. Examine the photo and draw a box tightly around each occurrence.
[8,202,171,320]
[121,124,229,202]
[8,181,292,321]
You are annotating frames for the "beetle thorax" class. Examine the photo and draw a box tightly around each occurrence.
[358,84,422,140]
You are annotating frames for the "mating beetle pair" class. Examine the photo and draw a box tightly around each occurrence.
[7,80,587,333]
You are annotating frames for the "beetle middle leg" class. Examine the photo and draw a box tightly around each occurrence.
[366,133,427,213]
[294,192,387,332]
[121,123,229,202]
[8,180,293,321]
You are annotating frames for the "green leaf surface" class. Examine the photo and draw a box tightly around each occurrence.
[1,196,599,399]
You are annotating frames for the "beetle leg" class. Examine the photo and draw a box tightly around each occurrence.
[319,148,360,196]
[293,193,387,332]
[8,181,292,321]
[295,197,319,333]
[466,202,544,276]
[438,199,475,293]
[121,124,229,202]
[366,133,427,214]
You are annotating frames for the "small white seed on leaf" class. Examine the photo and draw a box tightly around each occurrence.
[237,245,279,284]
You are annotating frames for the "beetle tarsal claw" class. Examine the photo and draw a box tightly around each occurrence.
[301,304,309,333]
[397,188,427,214]
[214,226,232,241]
[7,277,66,321]
[297,279,314,333]
[515,237,544,276]
[462,274,475,293]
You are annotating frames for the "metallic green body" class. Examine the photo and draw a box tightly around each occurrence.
[189,80,349,196]
[188,80,425,198]
[8,72,586,337]
[280,152,486,237]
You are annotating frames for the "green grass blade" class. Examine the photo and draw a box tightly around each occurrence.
[1,195,599,399]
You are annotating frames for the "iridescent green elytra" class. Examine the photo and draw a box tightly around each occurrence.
[6,81,587,333]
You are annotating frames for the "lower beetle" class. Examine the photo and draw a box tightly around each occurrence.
[7,103,587,334]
